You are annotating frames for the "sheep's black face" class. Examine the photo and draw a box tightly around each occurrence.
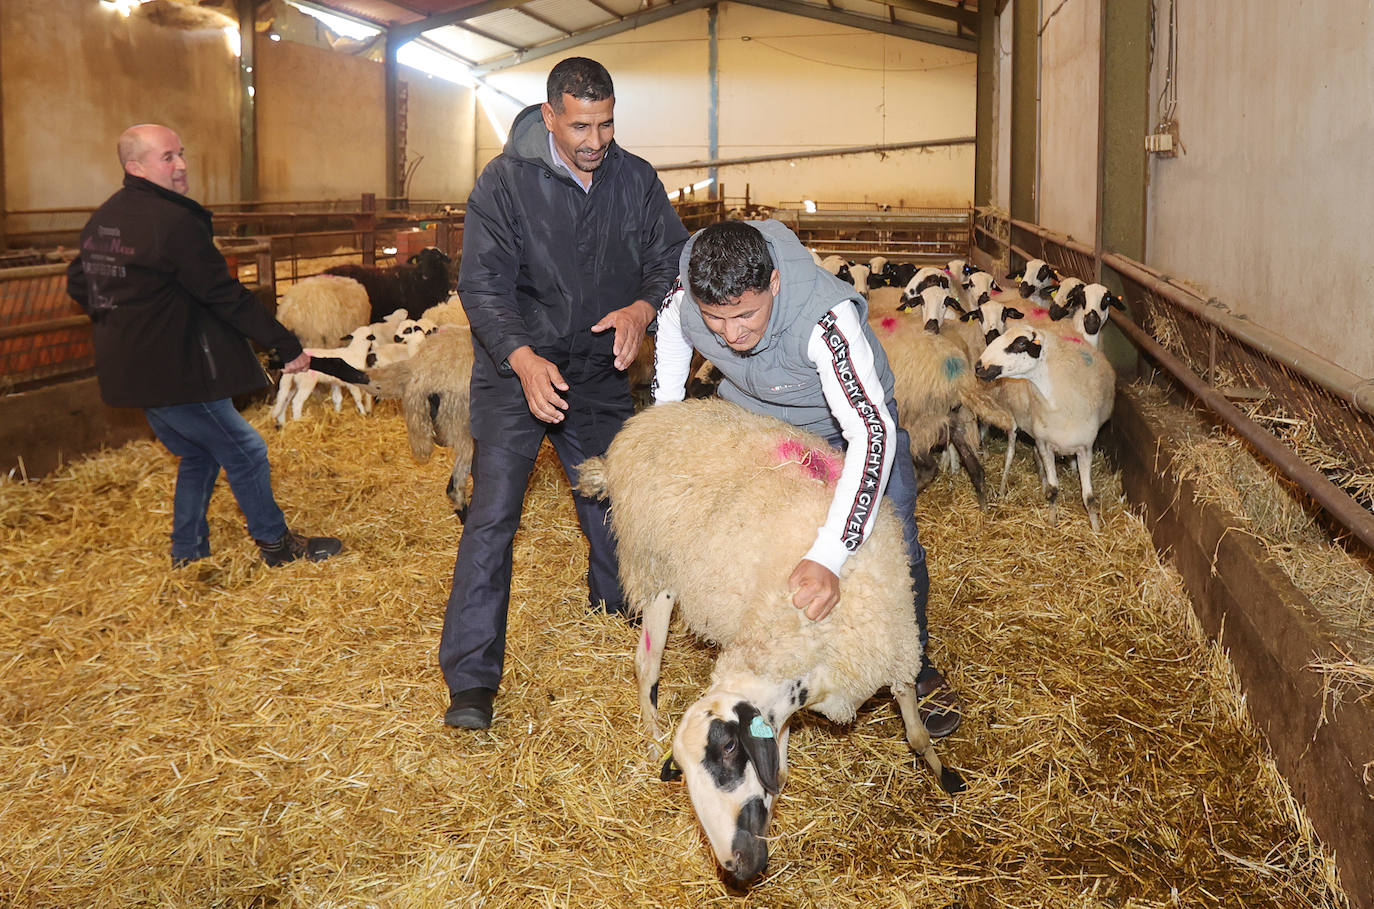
[924,318,942,333]
[675,697,783,888]
[1082,310,1103,335]
[975,362,1002,381]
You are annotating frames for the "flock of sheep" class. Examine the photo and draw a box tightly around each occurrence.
[820,250,1125,531]
[257,238,1126,888]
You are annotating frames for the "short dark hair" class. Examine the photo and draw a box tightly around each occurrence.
[547,57,614,111]
[688,221,775,306]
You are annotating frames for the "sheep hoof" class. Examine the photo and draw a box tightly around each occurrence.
[939,766,967,795]
[454,502,470,524]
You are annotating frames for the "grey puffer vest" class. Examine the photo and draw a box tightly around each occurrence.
[677,219,895,438]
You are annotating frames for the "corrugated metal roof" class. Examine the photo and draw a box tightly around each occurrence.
[303,0,978,67]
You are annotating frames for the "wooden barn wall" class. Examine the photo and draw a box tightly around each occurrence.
[1036,0,1100,243]
[480,4,977,207]
[1143,1,1374,378]
[0,0,243,210]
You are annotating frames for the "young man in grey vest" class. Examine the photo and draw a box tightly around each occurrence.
[653,219,961,737]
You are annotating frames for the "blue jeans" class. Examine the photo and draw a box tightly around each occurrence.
[823,400,938,682]
[144,399,289,561]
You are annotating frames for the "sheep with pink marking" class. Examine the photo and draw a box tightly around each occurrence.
[575,397,962,889]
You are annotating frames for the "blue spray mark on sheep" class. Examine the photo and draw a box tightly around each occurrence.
[943,356,966,380]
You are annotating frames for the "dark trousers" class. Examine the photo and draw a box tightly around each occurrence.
[144,398,289,560]
[823,401,938,682]
[439,361,632,696]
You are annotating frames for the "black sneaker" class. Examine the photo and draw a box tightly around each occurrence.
[444,687,495,729]
[256,530,343,567]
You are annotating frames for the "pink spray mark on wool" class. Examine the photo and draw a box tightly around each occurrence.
[1065,334,1084,344]
[881,316,898,332]
[644,631,651,652]
[776,439,843,484]
[1031,306,1050,319]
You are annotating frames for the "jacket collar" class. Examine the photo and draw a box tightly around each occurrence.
[121,173,214,225]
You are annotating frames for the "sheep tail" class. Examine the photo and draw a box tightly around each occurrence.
[575,457,610,500]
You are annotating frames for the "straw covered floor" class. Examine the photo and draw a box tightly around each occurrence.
[0,391,1350,906]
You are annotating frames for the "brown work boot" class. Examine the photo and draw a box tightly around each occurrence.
[256,530,342,566]
[917,670,963,738]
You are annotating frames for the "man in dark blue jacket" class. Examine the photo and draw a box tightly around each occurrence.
[67,123,340,569]
[442,58,688,729]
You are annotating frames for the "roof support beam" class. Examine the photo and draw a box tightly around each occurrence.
[731,0,975,51]
[514,6,573,35]
[237,0,257,202]
[473,0,971,73]
[883,0,977,31]
[471,0,717,74]
[391,0,532,41]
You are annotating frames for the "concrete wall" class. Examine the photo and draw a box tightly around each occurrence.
[254,36,477,203]
[254,37,386,201]
[404,74,477,204]
[1,0,242,211]
[480,3,977,207]
[1144,1,1374,378]
[1037,0,1100,242]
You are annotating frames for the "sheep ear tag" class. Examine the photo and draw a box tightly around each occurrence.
[749,716,774,739]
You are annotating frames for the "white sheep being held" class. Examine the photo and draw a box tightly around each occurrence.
[576,398,964,888]
[975,325,1116,530]
[270,327,376,424]
[275,275,372,348]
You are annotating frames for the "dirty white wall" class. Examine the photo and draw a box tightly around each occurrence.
[254,38,476,203]
[1145,1,1374,378]
[1,0,242,215]
[1037,0,1099,242]
[480,3,977,207]
[1,0,475,220]
[255,37,386,201]
[404,75,477,205]
[992,4,1014,211]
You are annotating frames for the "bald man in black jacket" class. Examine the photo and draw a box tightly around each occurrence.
[68,123,340,569]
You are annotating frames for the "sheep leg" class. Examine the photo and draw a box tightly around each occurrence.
[998,421,1018,496]
[290,373,319,421]
[346,383,368,416]
[893,682,965,795]
[949,414,986,511]
[270,375,295,426]
[635,590,677,745]
[1076,447,1101,532]
[330,382,344,413]
[912,450,938,493]
[448,433,474,522]
[1037,439,1060,526]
